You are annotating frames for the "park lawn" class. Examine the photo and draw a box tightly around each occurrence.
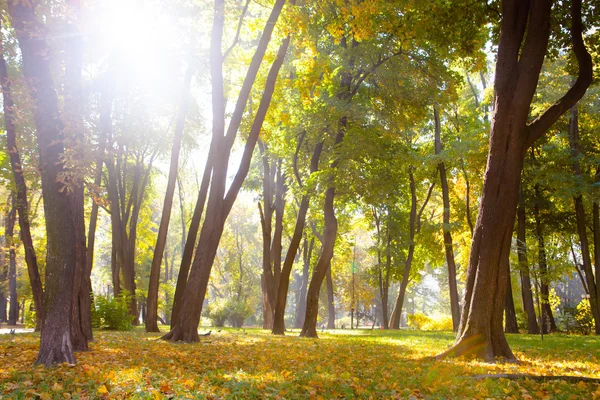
[0,328,599,399]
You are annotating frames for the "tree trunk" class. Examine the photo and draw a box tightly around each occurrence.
[373,208,391,329]
[326,263,335,329]
[146,53,194,333]
[9,1,79,365]
[258,145,276,328]
[567,105,600,333]
[389,169,417,329]
[0,23,44,331]
[533,184,557,333]
[434,104,460,331]
[504,267,519,333]
[436,0,591,362]
[170,144,213,329]
[300,164,340,337]
[294,237,313,329]
[517,186,539,334]
[273,141,322,335]
[162,0,288,342]
[6,194,18,326]
[64,0,89,351]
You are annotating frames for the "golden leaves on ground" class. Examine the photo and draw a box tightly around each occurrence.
[0,330,598,399]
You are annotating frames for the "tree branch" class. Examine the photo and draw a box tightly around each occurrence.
[223,0,251,61]
[524,0,593,149]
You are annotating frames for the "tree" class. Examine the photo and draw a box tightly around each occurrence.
[163,0,289,342]
[146,45,195,333]
[0,19,44,330]
[8,0,80,365]
[436,0,592,361]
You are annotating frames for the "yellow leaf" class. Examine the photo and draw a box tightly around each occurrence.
[97,385,108,394]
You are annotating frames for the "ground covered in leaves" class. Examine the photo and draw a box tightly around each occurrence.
[1,328,599,399]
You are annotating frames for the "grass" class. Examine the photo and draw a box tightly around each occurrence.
[1,327,599,399]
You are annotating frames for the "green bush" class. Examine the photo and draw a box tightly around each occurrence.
[205,298,253,328]
[92,290,133,331]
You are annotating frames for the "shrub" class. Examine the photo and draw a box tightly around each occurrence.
[205,298,253,328]
[406,313,432,330]
[92,290,133,331]
[575,299,594,335]
[423,315,454,331]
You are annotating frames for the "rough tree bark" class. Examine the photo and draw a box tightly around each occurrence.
[517,186,540,334]
[435,0,591,362]
[272,141,323,334]
[567,105,600,333]
[162,0,288,342]
[64,0,89,352]
[9,0,79,365]
[146,51,194,333]
[434,104,461,331]
[0,25,44,330]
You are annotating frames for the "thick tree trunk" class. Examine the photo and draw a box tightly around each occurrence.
[146,55,194,333]
[567,106,600,333]
[294,237,313,329]
[64,0,89,351]
[434,104,460,331]
[9,1,78,365]
[389,169,417,329]
[273,142,322,334]
[436,0,591,362]
[504,267,519,333]
[517,187,540,334]
[163,0,288,342]
[533,184,557,333]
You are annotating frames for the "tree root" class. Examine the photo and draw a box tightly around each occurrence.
[471,374,600,383]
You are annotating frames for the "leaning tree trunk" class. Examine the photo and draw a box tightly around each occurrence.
[0,30,44,330]
[9,0,79,365]
[300,168,340,337]
[568,105,600,333]
[436,0,591,362]
[273,141,323,335]
[434,104,461,331]
[146,54,194,333]
[504,267,519,333]
[162,0,288,342]
[517,187,540,334]
[389,169,417,329]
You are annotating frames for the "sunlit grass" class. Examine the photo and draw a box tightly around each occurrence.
[1,328,599,398]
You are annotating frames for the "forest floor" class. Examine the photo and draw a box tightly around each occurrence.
[0,327,599,399]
